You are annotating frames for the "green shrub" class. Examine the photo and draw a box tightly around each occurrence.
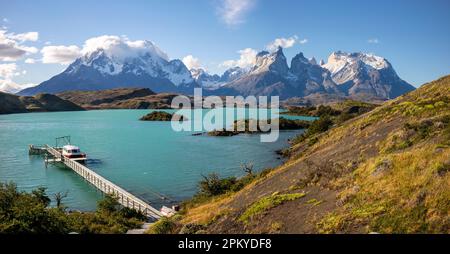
[147,217,177,234]
[198,173,238,197]
[97,194,121,214]
[0,182,69,234]
[196,172,259,198]
[316,105,341,117]
[281,106,317,116]
[179,223,206,234]
[308,137,319,146]
[434,101,446,108]
[436,163,449,176]
[308,116,333,134]
[239,193,306,224]
[0,182,146,234]
[404,120,433,139]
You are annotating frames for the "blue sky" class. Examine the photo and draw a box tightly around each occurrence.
[1,0,449,91]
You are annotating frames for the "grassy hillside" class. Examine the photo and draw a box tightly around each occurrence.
[0,92,84,114]
[57,88,181,109]
[167,75,450,234]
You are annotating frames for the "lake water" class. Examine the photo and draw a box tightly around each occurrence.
[0,109,315,211]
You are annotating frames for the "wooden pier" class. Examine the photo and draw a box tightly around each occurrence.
[30,144,163,220]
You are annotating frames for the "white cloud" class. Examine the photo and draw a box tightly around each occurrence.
[39,35,170,65]
[0,79,20,93]
[45,41,51,45]
[221,35,308,69]
[0,63,17,79]
[217,0,255,27]
[24,58,36,64]
[0,80,35,93]
[266,36,298,52]
[221,48,258,68]
[0,63,34,93]
[41,45,81,65]
[18,45,38,54]
[182,55,202,70]
[368,38,379,44]
[0,29,39,61]
[265,36,308,52]
[8,31,38,42]
[2,18,9,23]
[299,38,308,44]
[81,35,169,61]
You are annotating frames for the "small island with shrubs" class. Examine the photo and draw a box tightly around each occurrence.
[140,111,188,121]
[281,100,377,118]
[207,117,311,136]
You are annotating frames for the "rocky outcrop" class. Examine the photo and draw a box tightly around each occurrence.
[139,111,188,121]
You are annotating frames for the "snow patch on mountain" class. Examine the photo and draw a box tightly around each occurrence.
[190,68,222,88]
[68,44,194,87]
[81,35,169,62]
[323,51,390,85]
[324,51,389,74]
[249,47,289,75]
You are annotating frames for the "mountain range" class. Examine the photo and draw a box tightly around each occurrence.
[18,42,415,100]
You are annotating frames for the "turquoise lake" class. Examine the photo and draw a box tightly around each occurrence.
[0,109,315,211]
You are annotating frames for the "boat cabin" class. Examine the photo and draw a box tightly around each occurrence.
[62,145,87,161]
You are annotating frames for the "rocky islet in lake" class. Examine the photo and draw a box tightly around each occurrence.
[139,111,188,121]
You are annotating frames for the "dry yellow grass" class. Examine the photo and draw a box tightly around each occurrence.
[179,75,450,233]
[181,194,234,225]
[316,76,450,233]
[180,153,310,226]
[320,144,450,233]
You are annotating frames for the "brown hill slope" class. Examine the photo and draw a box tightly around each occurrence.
[177,75,450,234]
[0,92,84,114]
[57,88,181,109]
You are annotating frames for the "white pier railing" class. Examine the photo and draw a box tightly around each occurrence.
[45,145,162,220]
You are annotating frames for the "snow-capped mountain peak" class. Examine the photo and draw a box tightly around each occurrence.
[220,66,248,82]
[67,45,194,86]
[190,68,222,88]
[189,68,206,80]
[250,47,289,75]
[320,51,413,99]
[324,51,389,76]
[309,57,317,65]
[190,66,249,89]
[19,39,197,95]
[81,38,169,62]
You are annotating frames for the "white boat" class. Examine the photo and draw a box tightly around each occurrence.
[62,145,87,162]
[160,206,177,217]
